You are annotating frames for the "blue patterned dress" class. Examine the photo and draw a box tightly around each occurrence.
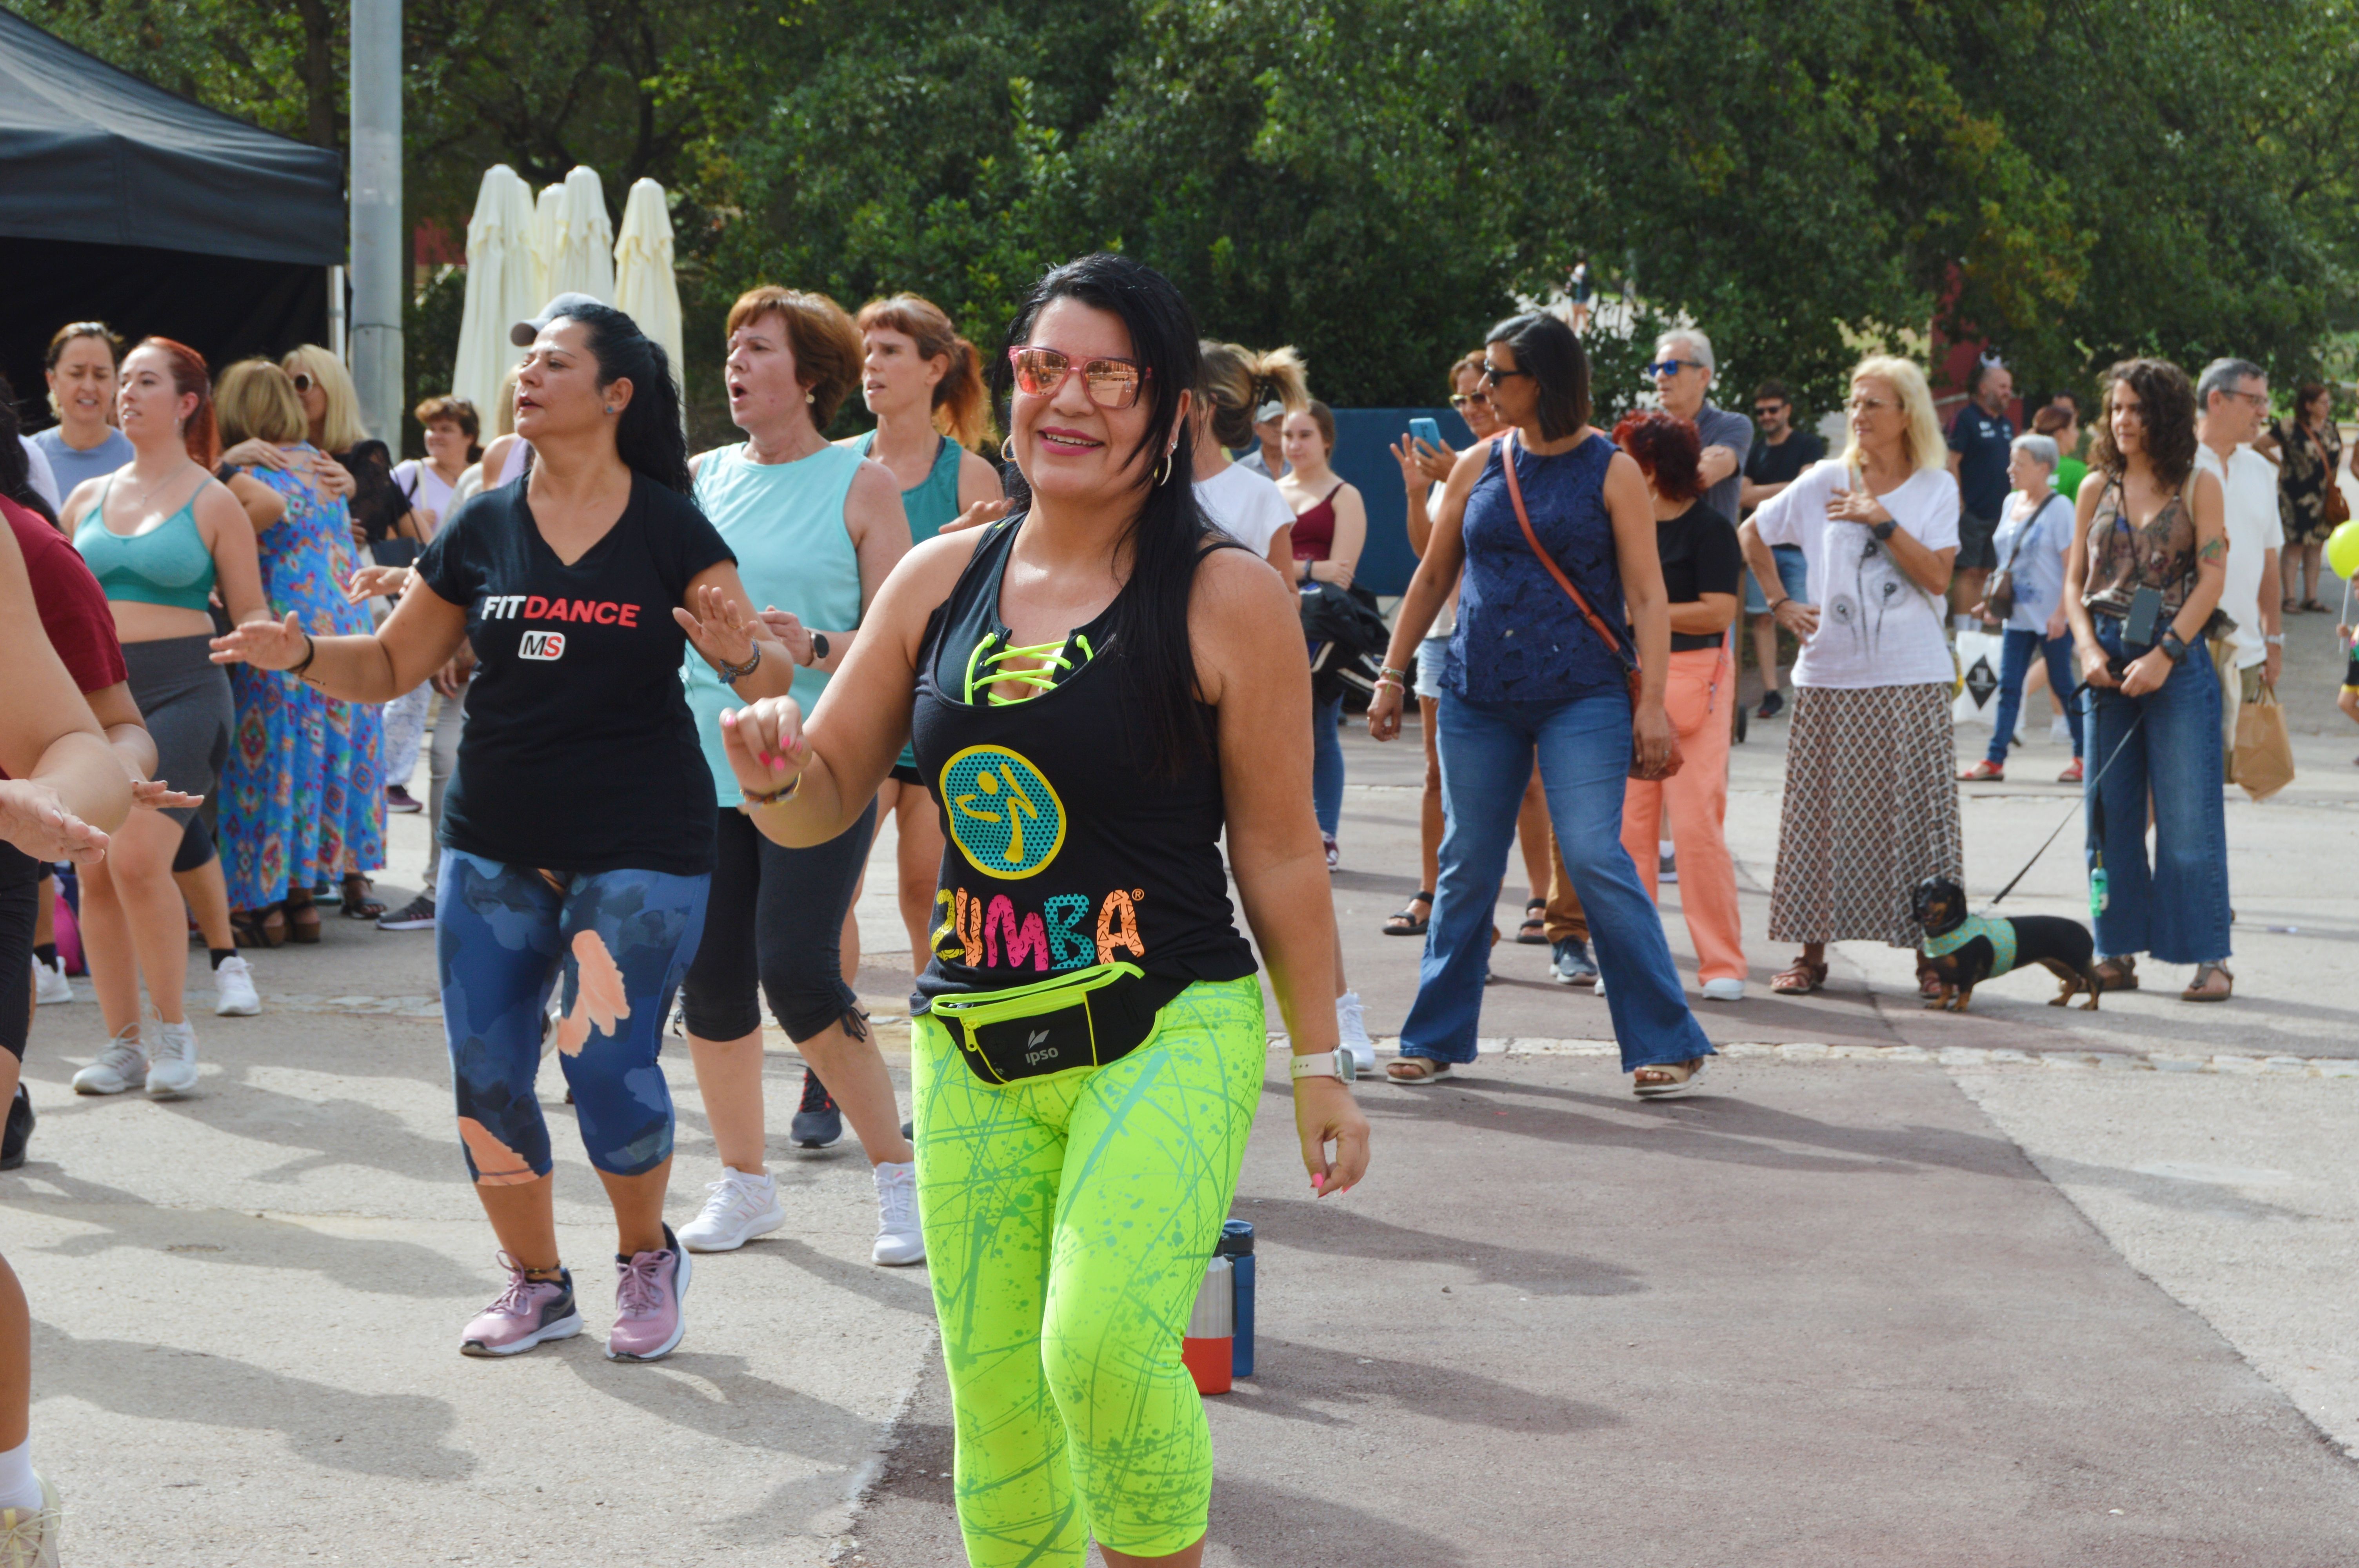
[221,447,385,909]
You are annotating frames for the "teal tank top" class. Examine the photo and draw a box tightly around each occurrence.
[684,442,865,805]
[73,476,217,612]
[856,429,964,542]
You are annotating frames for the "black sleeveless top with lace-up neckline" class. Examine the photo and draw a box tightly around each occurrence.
[907,516,1259,1011]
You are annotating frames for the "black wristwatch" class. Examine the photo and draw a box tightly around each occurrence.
[809,631,831,664]
[2158,631,2188,665]
[1870,520,1897,543]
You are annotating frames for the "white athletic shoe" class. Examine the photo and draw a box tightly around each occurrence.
[31,957,72,1006]
[0,1470,61,1567]
[145,1020,200,1099]
[71,1027,146,1095]
[677,1167,785,1253]
[213,956,261,1017]
[872,1160,924,1266]
[1336,991,1375,1076]
[1700,977,1746,1002]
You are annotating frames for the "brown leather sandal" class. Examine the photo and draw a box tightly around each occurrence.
[1770,956,1827,995]
[2094,955,2139,992]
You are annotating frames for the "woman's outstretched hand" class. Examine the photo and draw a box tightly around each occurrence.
[753,606,814,667]
[130,778,204,813]
[345,564,414,603]
[937,497,1012,535]
[0,780,111,864]
[1365,679,1405,741]
[719,697,813,797]
[1294,1075,1370,1198]
[209,612,311,671]
[675,584,761,674]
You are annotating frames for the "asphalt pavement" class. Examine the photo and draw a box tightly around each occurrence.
[8,601,2359,1564]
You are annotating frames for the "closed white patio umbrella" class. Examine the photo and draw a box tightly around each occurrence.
[449,165,540,425]
[545,165,614,303]
[530,181,562,303]
[613,178,683,399]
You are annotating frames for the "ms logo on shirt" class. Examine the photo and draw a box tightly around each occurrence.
[519,630,566,661]
[942,745,1065,878]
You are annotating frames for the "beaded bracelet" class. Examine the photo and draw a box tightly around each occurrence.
[742,772,802,808]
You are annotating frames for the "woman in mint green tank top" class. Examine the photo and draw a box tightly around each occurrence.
[673,286,927,1264]
[848,294,1008,975]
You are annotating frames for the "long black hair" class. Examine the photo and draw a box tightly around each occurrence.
[0,377,58,527]
[989,252,1224,775]
[552,301,692,495]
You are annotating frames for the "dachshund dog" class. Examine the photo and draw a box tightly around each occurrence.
[1912,876,2102,1013]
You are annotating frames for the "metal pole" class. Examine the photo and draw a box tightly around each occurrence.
[349,0,401,440]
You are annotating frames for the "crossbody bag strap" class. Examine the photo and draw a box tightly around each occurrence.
[1498,429,1633,668]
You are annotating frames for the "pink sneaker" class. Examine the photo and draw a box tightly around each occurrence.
[606,1223,691,1362]
[460,1254,582,1357]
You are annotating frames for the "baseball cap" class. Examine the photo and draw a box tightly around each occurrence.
[510,292,605,348]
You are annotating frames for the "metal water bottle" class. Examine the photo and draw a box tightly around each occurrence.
[1181,1256,1234,1395]
[1217,1220,1255,1377]
[2090,856,2109,918]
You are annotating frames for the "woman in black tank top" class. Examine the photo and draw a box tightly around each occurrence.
[717,254,1368,1567]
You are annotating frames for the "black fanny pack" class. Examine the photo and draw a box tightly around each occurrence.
[927,962,1188,1087]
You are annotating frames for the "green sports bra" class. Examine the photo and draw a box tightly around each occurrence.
[73,474,218,612]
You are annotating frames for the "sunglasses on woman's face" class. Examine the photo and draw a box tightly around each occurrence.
[1007,346,1149,411]
[291,373,316,392]
[1479,363,1528,384]
[1449,392,1491,410]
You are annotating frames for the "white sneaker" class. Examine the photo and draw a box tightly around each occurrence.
[71,1027,146,1095]
[872,1160,924,1266]
[0,1470,60,1567]
[145,1020,200,1098]
[31,958,71,1006]
[1701,977,1746,1002]
[213,955,261,1016]
[676,1167,785,1253]
[1335,991,1374,1076]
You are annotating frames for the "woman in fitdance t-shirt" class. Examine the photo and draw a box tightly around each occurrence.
[717,253,1370,1568]
[213,301,800,1364]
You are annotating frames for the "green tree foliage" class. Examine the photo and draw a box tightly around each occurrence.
[11,0,2354,417]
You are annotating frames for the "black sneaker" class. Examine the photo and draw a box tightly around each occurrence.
[792,1069,842,1149]
[1756,690,1785,719]
[2,1085,33,1170]
[377,893,436,931]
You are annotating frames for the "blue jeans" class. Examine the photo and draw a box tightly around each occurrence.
[1312,691,1345,837]
[1401,690,1715,1071]
[2082,620,2230,965]
[1987,629,2084,765]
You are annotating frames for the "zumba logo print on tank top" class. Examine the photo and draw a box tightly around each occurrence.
[941,746,1066,877]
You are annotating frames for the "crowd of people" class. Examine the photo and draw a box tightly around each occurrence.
[2,246,2351,1566]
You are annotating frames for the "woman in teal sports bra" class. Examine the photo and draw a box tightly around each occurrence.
[847,293,1007,967]
[60,337,271,1105]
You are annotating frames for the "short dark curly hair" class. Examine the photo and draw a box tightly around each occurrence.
[2088,358,2197,492]
[1610,409,1703,503]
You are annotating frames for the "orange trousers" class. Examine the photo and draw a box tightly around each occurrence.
[1620,646,1744,984]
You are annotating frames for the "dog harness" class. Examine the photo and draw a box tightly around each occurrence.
[1922,912,2017,977]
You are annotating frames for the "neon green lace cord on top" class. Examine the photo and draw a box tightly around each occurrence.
[962,633,1096,706]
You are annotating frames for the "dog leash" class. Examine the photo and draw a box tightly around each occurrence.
[1981,686,2146,912]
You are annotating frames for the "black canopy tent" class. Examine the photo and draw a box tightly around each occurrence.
[0,9,342,431]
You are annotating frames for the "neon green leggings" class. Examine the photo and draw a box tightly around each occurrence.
[913,976,1265,1566]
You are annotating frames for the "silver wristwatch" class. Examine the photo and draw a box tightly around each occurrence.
[1290,1049,1356,1084]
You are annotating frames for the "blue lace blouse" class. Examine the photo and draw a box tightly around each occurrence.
[1444,433,1630,703]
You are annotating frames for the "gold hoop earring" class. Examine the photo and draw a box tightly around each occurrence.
[1000,436,1016,463]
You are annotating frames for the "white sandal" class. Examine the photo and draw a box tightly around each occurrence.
[1386,1058,1455,1085]
[1633,1058,1708,1099]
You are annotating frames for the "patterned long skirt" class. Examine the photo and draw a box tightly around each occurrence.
[1768,683,1961,947]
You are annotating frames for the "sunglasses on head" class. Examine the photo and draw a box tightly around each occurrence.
[1007,345,1149,410]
